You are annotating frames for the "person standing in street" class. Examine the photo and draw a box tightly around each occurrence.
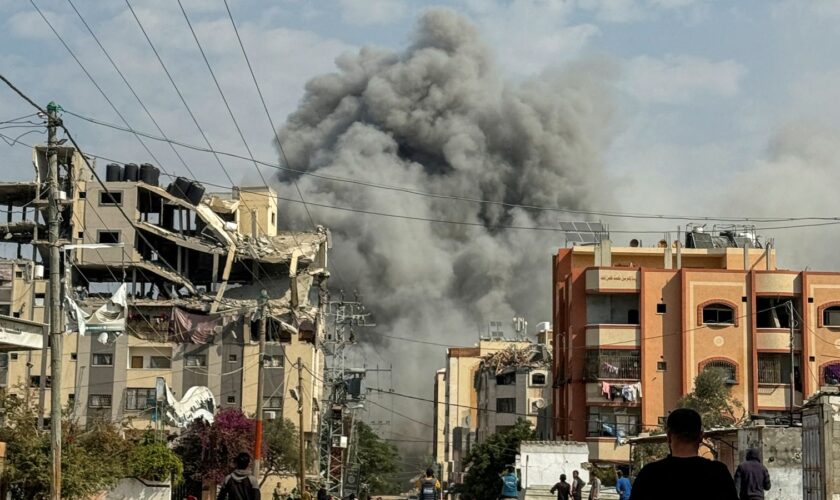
[550,474,572,500]
[317,486,329,500]
[734,448,771,500]
[628,408,737,500]
[218,452,261,500]
[570,471,584,500]
[588,474,600,500]
[273,484,285,500]
[615,471,631,500]
[416,468,441,500]
[500,466,521,499]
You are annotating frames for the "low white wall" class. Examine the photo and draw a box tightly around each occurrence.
[89,477,171,500]
[519,441,590,489]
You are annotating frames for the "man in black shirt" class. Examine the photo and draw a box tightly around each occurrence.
[629,408,737,500]
[550,474,572,500]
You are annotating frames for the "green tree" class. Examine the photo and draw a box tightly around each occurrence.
[461,419,535,500]
[0,390,130,499]
[679,367,744,428]
[632,368,745,473]
[262,417,300,486]
[355,421,401,495]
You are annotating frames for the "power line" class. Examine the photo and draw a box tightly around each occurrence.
[60,109,840,225]
[64,0,198,179]
[29,0,174,184]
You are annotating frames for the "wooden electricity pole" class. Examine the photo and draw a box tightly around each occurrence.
[46,101,63,500]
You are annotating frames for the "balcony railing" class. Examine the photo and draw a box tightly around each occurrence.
[585,349,640,380]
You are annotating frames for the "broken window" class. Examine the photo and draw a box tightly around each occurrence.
[263,355,284,368]
[97,231,120,244]
[264,397,282,409]
[586,293,640,324]
[99,191,122,206]
[756,297,797,328]
[92,353,113,366]
[496,372,516,385]
[185,354,206,367]
[35,293,45,307]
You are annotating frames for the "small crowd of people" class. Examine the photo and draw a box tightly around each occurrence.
[546,408,772,500]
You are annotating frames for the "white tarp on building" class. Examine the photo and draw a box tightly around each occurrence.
[155,377,216,427]
[65,284,127,336]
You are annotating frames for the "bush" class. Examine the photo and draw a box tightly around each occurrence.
[129,441,184,485]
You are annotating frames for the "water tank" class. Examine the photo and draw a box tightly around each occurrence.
[168,177,191,201]
[123,163,139,182]
[535,321,551,333]
[33,265,44,279]
[105,163,123,182]
[139,163,159,186]
[185,180,205,205]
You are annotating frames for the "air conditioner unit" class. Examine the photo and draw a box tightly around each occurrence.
[529,398,546,414]
[332,435,348,448]
[265,411,277,420]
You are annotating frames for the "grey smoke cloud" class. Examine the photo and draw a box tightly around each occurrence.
[271,7,615,455]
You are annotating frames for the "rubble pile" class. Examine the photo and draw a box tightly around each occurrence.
[482,344,551,374]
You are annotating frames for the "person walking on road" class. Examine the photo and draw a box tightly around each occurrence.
[570,471,584,500]
[550,474,572,500]
[587,474,600,500]
[500,466,521,499]
[416,468,441,500]
[628,408,737,500]
[218,452,261,500]
[734,448,771,500]
[615,471,631,500]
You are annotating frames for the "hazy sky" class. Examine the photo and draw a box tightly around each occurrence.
[4,0,840,450]
[4,1,840,267]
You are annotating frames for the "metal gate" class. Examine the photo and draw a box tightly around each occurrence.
[803,407,824,500]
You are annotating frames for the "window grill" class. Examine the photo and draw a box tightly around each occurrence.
[585,350,640,380]
[702,360,737,384]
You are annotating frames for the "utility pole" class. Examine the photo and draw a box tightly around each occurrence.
[789,300,796,426]
[298,357,306,495]
[46,101,62,500]
[253,289,269,476]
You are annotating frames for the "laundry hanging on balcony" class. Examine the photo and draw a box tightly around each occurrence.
[65,284,128,339]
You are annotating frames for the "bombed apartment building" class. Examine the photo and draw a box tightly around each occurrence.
[0,145,328,444]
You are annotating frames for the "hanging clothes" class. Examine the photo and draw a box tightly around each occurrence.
[621,385,636,402]
[603,362,620,376]
[601,381,611,399]
[632,382,643,398]
[610,385,623,400]
[171,307,220,344]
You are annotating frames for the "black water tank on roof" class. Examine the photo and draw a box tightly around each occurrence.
[139,163,159,186]
[105,163,123,182]
[123,163,139,181]
[185,180,205,205]
[171,176,191,200]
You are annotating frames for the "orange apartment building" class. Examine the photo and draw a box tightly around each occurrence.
[553,227,840,464]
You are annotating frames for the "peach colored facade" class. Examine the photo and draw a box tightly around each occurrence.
[551,244,840,463]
